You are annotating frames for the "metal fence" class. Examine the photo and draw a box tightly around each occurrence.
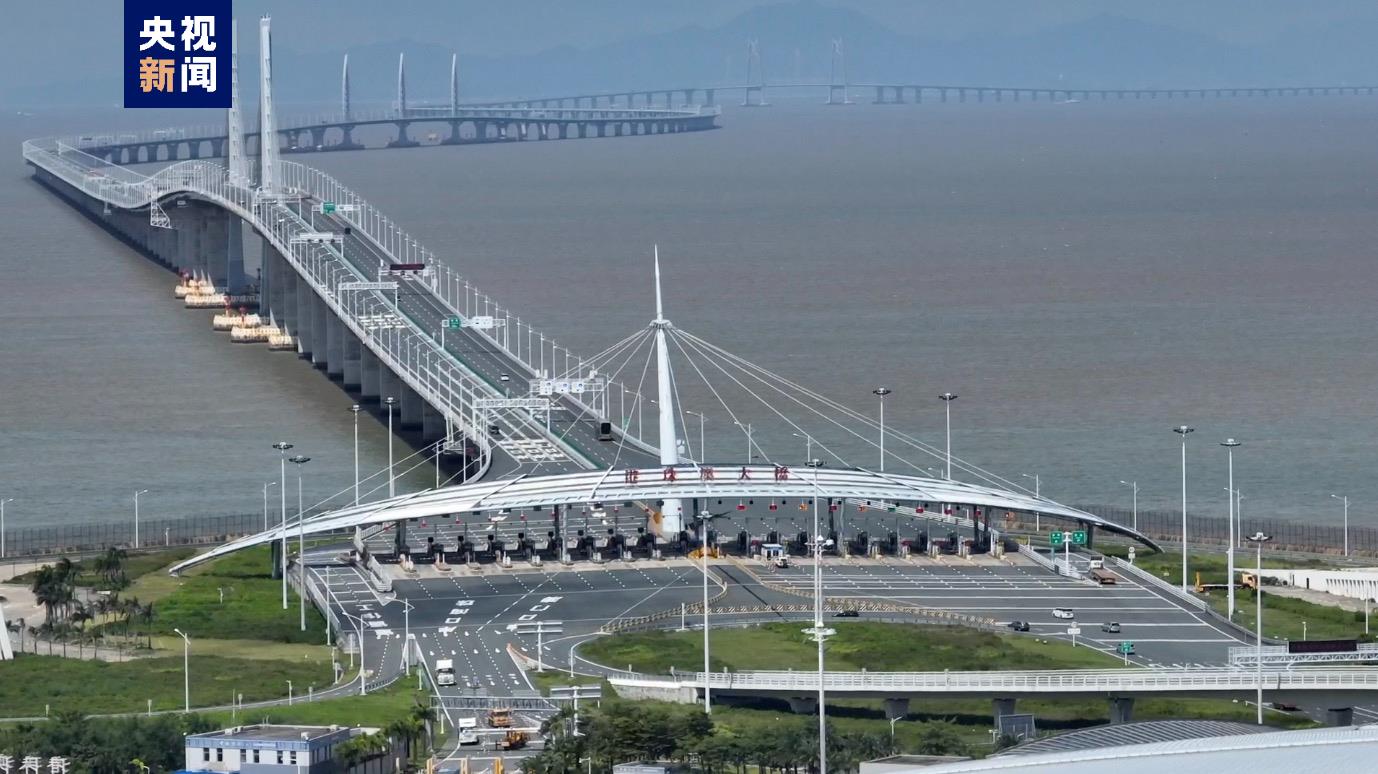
[2,512,261,559]
[1072,503,1378,557]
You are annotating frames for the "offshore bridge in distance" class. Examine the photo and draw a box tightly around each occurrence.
[29,16,1170,569]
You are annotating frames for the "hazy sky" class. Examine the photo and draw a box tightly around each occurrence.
[3,1,1377,106]
[1,0,1373,63]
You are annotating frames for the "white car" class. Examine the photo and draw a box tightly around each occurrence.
[499,373,511,382]
[1052,608,1075,620]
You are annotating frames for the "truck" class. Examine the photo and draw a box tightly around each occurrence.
[435,659,456,686]
[487,708,513,728]
[1088,569,1117,585]
[498,731,527,751]
[456,717,480,746]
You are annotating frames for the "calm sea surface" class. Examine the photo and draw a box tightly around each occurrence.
[4,97,1378,531]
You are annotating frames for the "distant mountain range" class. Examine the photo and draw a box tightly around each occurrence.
[11,1,1378,109]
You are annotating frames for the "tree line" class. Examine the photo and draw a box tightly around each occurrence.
[523,701,970,773]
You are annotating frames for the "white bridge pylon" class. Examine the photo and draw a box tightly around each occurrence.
[167,464,1159,575]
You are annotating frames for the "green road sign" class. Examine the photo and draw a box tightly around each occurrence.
[1072,530,1088,545]
[1118,641,1134,654]
[444,317,463,329]
[1049,531,1065,546]
[322,201,337,214]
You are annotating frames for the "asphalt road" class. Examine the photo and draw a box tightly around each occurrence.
[302,203,657,478]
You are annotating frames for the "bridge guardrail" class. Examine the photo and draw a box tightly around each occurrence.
[610,665,1378,694]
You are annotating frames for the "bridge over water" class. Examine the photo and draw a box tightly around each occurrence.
[28,17,1158,567]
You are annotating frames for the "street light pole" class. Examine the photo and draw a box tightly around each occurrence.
[173,628,190,712]
[699,511,712,714]
[873,387,891,472]
[734,421,752,465]
[1173,425,1195,591]
[290,455,312,632]
[685,411,707,462]
[1119,481,1138,532]
[1021,474,1040,532]
[351,404,362,506]
[384,397,397,498]
[1248,531,1271,725]
[262,482,277,532]
[0,498,11,559]
[1222,438,1240,616]
[133,489,149,549]
[939,392,958,479]
[804,457,832,774]
[272,442,293,609]
[1332,494,1349,556]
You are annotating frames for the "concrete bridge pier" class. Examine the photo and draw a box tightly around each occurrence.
[993,697,1017,724]
[1108,696,1135,724]
[310,292,330,368]
[337,125,364,151]
[343,332,363,389]
[325,311,345,379]
[388,121,419,148]
[360,348,381,401]
[400,387,424,429]
[294,276,315,358]
[422,403,446,443]
[704,89,715,106]
[224,217,248,293]
[787,696,818,714]
[442,120,464,145]
[379,368,402,411]
[884,698,909,720]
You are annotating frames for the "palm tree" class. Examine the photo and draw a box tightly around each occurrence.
[407,700,438,754]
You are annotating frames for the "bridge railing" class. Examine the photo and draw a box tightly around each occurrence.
[277,160,656,453]
[613,665,1378,693]
[1105,556,1209,611]
[24,140,513,481]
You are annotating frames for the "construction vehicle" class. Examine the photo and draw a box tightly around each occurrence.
[487,707,513,728]
[498,731,527,751]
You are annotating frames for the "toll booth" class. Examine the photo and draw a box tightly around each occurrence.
[761,542,786,561]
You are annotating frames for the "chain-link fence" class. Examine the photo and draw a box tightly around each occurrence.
[2,512,262,560]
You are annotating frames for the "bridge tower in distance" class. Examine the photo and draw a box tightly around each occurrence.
[742,39,769,107]
[651,247,685,535]
[341,54,351,120]
[396,53,408,117]
[226,18,249,187]
[826,38,853,105]
[450,53,460,114]
[257,16,281,197]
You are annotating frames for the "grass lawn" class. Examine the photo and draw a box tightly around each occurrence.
[125,546,326,644]
[581,622,1123,675]
[528,670,608,696]
[0,653,332,717]
[200,682,432,729]
[11,548,198,589]
[1203,590,1374,642]
[1103,547,1338,587]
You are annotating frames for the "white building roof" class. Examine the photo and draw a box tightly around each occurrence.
[900,725,1378,773]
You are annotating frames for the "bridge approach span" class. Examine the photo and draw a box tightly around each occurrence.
[610,666,1378,701]
[168,464,1160,574]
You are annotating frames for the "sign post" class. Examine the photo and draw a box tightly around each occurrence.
[441,317,462,347]
[1067,624,1081,648]
[1118,641,1134,664]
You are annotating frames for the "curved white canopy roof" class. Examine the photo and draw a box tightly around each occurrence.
[169,464,1159,574]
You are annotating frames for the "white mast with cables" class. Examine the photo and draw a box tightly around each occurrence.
[652,247,684,535]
